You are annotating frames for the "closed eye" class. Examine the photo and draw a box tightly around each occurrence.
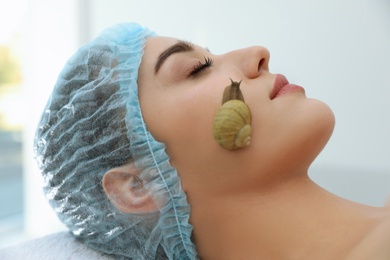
[189,57,214,77]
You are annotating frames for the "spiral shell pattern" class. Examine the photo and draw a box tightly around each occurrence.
[212,79,252,150]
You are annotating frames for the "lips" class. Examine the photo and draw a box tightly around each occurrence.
[271,74,304,99]
[270,74,289,100]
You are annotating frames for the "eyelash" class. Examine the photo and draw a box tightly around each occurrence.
[189,57,214,77]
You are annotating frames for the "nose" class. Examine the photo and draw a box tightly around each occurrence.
[221,46,270,79]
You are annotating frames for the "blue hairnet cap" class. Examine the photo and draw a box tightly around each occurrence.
[34,22,198,259]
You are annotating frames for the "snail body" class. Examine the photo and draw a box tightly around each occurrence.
[222,80,244,103]
[213,80,252,150]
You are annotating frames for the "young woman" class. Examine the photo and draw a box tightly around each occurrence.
[33,22,390,259]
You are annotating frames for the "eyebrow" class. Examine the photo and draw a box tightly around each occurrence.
[154,40,194,74]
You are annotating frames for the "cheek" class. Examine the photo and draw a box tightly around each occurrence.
[141,92,217,151]
[149,97,222,179]
[170,99,217,148]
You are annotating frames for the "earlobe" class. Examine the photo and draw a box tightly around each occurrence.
[102,163,158,213]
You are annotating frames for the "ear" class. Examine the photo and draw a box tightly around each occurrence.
[102,163,158,213]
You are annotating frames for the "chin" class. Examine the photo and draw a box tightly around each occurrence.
[278,98,335,168]
[301,98,335,162]
[247,98,335,172]
[311,98,335,137]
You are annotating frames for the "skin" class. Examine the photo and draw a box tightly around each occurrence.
[107,36,390,259]
[138,37,334,195]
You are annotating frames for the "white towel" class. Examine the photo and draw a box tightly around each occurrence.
[0,232,113,260]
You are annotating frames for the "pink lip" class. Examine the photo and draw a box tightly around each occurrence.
[271,74,305,99]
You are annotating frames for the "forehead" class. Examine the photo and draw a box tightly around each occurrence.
[138,36,178,86]
[143,36,179,61]
[139,36,178,77]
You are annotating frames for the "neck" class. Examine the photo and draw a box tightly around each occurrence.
[190,173,386,259]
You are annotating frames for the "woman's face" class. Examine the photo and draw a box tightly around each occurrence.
[138,36,335,197]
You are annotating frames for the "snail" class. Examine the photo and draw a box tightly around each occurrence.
[213,79,252,150]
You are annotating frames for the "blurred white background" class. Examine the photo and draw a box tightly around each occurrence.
[0,0,389,248]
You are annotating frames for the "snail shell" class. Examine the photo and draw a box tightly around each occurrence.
[213,99,252,150]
